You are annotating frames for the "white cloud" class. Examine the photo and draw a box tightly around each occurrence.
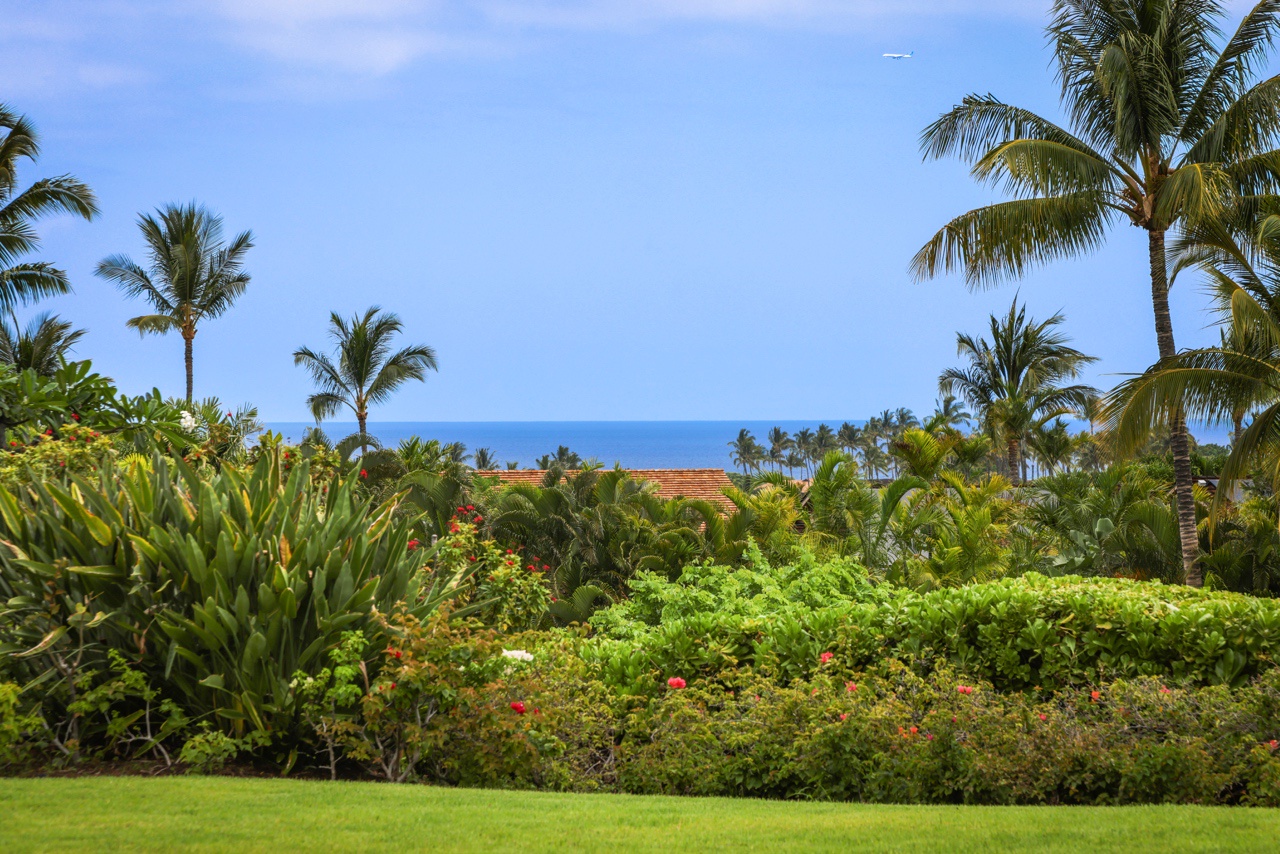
[479,0,1041,31]
[205,0,1046,73]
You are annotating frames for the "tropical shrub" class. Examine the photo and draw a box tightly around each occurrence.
[0,681,42,768]
[0,450,478,757]
[433,518,550,633]
[333,612,560,785]
[584,553,1280,693]
[0,360,182,453]
[323,628,1280,803]
[598,665,1280,804]
[0,425,114,489]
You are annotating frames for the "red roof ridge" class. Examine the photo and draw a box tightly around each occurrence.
[478,468,735,510]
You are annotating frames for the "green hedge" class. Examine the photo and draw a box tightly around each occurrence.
[585,552,1280,692]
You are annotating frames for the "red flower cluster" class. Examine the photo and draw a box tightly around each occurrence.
[1159,686,1172,694]
[666,677,686,690]
[407,539,420,551]
[385,647,403,659]
[452,507,484,525]
[1038,713,1047,721]
[359,469,368,479]
[510,701,526,715]
[1090,690,1101,702]
[819,652,834,664]
[1269,740,1279,750]
[846,681,858,693]
[956,685,974,695]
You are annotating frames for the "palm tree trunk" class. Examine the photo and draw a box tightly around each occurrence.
[1149,228,1201,587]
[1006,437,1020,486]
[358,411,368,457]
[183,333,194,403]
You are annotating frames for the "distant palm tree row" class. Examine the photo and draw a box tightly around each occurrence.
[729,297,1111,484]
[729,408,922,480]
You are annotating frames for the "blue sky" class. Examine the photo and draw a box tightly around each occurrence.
[2,0,1265,423]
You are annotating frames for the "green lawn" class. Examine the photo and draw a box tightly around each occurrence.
[2,777,1278,852]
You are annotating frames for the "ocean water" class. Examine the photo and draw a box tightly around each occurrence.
[263,421,860,470]
[263,419,1234,471]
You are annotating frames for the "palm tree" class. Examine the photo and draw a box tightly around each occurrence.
[0,313,85,376]
[767,427,792,472]
[728,428,763,474]
[813,423,839,462]
[925,395,972,433]
[96,203,253,401]
[473,447,498,471]
[940,300,1097,486]
[794,428,816,477]
[1108,213,1280,536]
[913,0,1280,583]
[0,105,98,312]
[837,422,862,454]
[536,445,582,470]
[293,306,437,456]
[1029,419,1077,476]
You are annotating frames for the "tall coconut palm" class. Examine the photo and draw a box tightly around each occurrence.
[940,300,1097,486]
[913,0,1280,582]
[0,312,85,376]
[813,423,839,461]
[767,427,792,472]
[473,447,498,471]
[728,428,763,474]
[1108,212,1280,520]
[293,306,437,456]
[837,421,862,455]
[0,105,98,310]
[96,203,253,401]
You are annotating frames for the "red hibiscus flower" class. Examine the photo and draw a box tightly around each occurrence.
[819,652,834,664]
[666,677,686,690]
[510,701,526,715]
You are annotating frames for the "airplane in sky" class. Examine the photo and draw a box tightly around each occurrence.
[883,51,914,60]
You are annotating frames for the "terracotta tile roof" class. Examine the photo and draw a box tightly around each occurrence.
[480,468,736,511]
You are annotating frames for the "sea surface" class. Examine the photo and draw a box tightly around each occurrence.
[263,421,861,470]
[264,419,1234,471]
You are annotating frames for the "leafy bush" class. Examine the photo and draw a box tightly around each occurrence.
[0,360,182,454]
[0,450,478,757]
[0,425,115,489]
[433,519,550,632]
[0,681,42,769]
[592,665,1280,804]
[584,553,1280,693]
[306,623,1280,804]
[333,612,560,785]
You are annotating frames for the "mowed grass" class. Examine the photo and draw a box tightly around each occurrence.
[2,777,1279,852]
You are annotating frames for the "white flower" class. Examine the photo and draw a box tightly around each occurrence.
[501,649,534,663]
[179,410,197,432]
